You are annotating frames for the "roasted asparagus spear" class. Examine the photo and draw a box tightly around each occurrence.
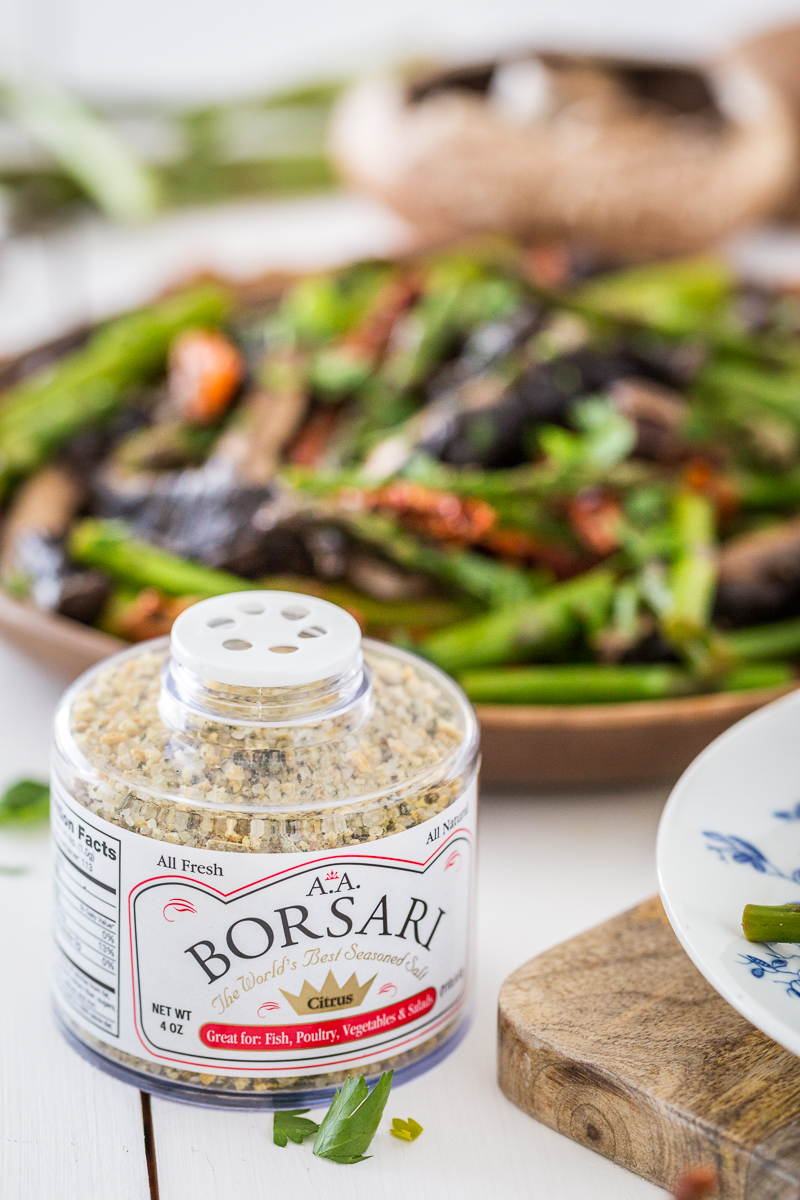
[421,567,616,674]
[743,903,800,943]
[0,283,230,499]
[334,509,534,609]
[661,490,718,650]
[459,661,791,705]
[70,518,250,597]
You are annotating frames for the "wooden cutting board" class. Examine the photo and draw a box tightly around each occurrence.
[498,897,800,1200]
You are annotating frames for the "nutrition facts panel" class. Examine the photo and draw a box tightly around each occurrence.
[52,789,121,1037]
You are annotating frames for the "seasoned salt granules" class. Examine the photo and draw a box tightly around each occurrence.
[51,591,479,1107]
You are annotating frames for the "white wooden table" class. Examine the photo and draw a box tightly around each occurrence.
[0,2,798,1191]
[0,636,666,1200]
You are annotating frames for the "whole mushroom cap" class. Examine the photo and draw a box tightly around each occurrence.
[739,22,800,218]
[331,54,798,260]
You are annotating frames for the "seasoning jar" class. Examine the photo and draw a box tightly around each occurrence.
[51,591,479,1108]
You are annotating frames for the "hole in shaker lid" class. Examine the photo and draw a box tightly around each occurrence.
[207,617,235,628]
[281,606,309,620]
[298,625,327,638]
[222,639,252,651]
[269,645,298,654]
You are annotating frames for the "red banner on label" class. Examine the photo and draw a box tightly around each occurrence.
[199,987,436,1051]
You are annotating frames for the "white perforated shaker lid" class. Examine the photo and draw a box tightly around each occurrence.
[169,591,363,687]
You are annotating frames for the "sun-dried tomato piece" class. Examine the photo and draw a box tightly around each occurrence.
[524,242,573,290]
[288,408,342,467]
[568,489,623,556]
[369,480,497,547]
[683,457,740,522]
[480,527,590,579]
[169,328,243,425]
[114,588,197,641]
[341,274,421,364]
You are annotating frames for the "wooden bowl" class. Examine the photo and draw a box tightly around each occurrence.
[0,589,790,788]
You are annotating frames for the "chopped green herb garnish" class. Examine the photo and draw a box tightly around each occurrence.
[390,1117,423,1141]
[273,1109,319,1147]
[0,779,49,825]
[312,1071,393,1164]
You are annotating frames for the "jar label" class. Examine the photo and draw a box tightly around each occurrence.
[52,779,476,1078]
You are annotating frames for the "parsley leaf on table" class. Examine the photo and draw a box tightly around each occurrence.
[0,780,49,825]
[390,1117,423,1141]
[273,1110,319,1147]
[312,1071,393,1164]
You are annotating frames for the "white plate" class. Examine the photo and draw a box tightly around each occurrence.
[658,687,800,1056]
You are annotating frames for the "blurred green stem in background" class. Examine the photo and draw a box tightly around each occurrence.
[1,76,160,222]
[0,78,340,230]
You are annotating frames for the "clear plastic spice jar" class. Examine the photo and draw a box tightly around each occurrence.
[51,591,479,1108]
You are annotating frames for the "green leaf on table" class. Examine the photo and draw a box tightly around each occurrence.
[313,1071,393,1164]
[390,1117,423,1141]
[273,1109,319,1148]
[0,779,49,825]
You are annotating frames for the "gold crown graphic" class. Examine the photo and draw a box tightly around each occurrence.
[280,970,376,1016]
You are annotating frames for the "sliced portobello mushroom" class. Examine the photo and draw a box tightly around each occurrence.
[427,343,687,468]
[0,463,108,624]
[715,514,800,625]
[88,371,313,578]
[609,378,690,464]
[9,532,111,625]
[91,463,315,580]
[0,464,85,579]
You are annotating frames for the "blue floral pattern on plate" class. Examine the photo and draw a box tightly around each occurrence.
[702,820,800,997]
[737,950,800,997]
[703,831,800,883]
[658,690,800,1054]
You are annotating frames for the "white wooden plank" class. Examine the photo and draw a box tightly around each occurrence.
[0,194,412,357]
[151,787,666,1200]
[1,0,791,106]
[0,642,151,1200]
